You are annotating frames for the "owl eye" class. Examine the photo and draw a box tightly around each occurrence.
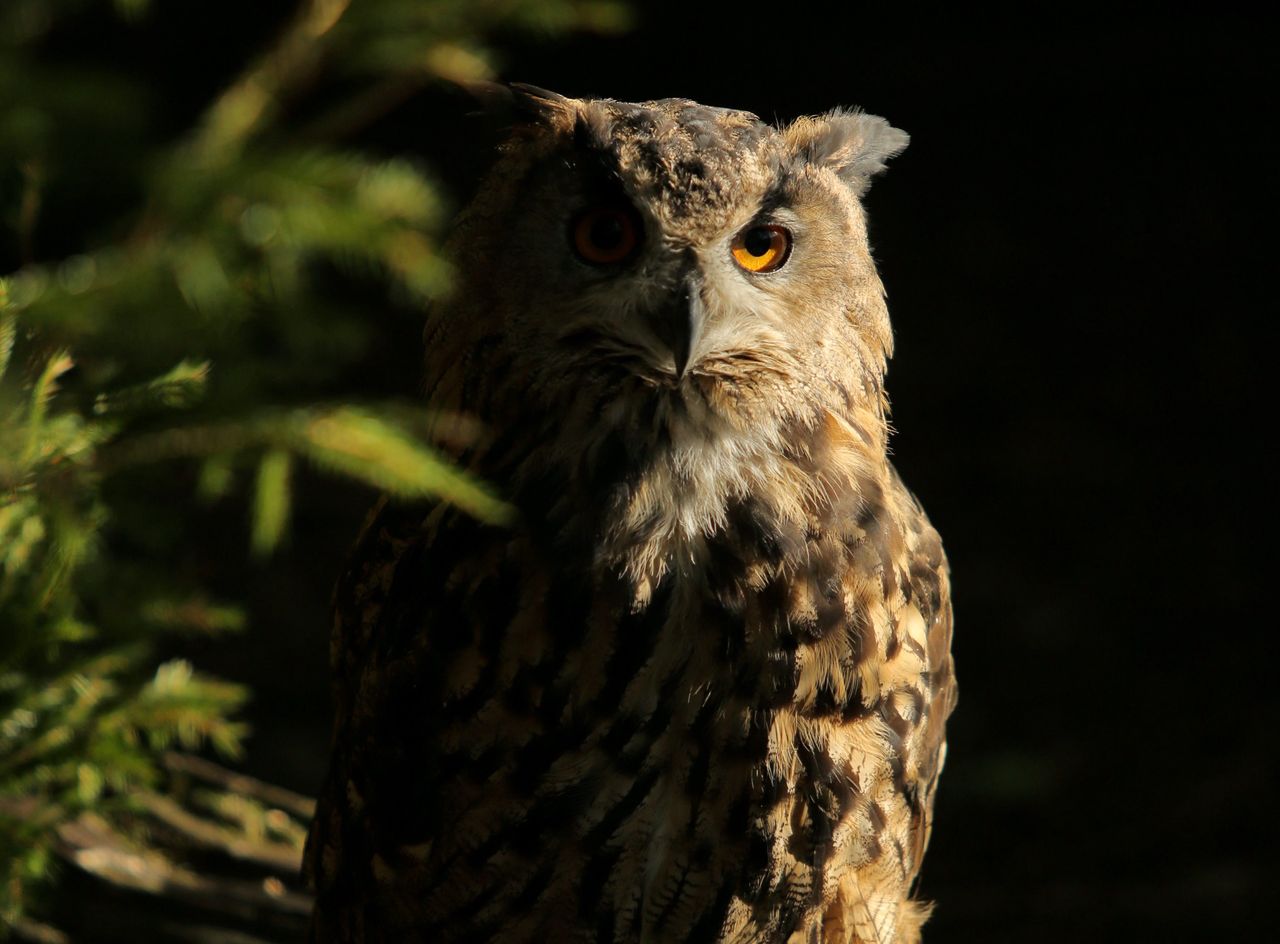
[731,224,791,274]
[571,206,641,265]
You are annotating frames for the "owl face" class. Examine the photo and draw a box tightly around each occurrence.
[443,89,908,448]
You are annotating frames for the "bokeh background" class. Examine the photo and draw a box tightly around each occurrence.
[3,3,1272,941]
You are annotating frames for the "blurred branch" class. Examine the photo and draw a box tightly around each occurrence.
[5,758,314,942]
[189,0,352,164]
[8,917,68,944]
[133,791,302,874]
[299,72,432,142]
[298,42,491,142]
[163,753,315,821]
[95,405,513,525]
[54,810,310,928]
[24,768,312,942]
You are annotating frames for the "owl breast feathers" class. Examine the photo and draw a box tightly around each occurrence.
[304,87,957,944]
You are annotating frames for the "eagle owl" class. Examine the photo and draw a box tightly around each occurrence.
[305,86,956,944]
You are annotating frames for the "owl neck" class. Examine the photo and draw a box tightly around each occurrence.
[485,388,892,609]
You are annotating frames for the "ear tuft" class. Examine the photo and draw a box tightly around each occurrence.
[461,81,577,132]
[785,109,909,195]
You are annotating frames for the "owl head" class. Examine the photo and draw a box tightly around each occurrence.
[428,86,908,488]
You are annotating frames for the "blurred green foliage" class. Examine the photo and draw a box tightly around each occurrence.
[0,0,627,930]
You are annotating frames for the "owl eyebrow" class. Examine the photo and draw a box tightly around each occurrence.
[554,126,617,183]
[573,173,635,216]
[560,120,645,214]
[571,115,627,177]
[752,185,793,223]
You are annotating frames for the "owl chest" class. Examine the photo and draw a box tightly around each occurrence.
[414,512,898,940]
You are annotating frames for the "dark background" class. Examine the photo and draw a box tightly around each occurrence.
[37,5,1277,941]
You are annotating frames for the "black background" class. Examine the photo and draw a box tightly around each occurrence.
[35,5,1279,941]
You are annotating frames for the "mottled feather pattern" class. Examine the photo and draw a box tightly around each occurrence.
[305,91,956,943]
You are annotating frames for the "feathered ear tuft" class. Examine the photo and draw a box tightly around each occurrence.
[784,109,909,195]
[461,81,578,133]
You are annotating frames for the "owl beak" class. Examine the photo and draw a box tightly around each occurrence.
[652,288,695,381]
[671,324,692,381]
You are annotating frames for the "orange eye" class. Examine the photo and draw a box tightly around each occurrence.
[571,206,641,265]
[731,224,791,273]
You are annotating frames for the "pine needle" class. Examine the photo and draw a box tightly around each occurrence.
[21,351,73,465]
[250,449,292,555]
[294,407,512,523]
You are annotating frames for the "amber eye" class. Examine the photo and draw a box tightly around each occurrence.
[571,206,641,265]
[731,224,791,273]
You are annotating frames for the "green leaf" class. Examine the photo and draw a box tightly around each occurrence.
[250,449,291,555]
[291,407,513,523]
[21,350,73,465]
[140,596,245,635]
[93,359,210,416]
[0,281,15,382]
[195,453,236,500]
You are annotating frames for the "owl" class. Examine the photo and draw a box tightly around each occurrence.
[304,86,956,944]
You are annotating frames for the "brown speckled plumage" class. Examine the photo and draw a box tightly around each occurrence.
[305,88,956,943]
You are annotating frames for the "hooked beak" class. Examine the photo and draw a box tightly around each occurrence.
[650,285,697,381]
